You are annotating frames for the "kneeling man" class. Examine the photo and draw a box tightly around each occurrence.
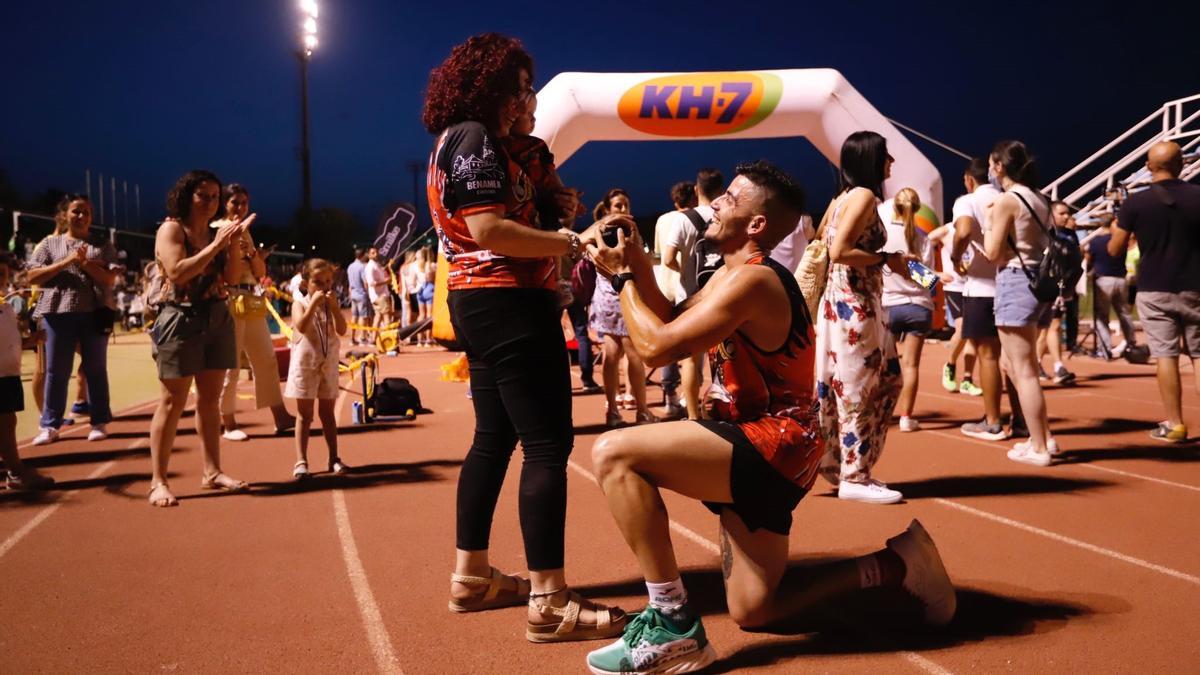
[584,161,955,675]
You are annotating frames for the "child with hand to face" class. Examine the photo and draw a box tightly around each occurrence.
[285,259,350,479]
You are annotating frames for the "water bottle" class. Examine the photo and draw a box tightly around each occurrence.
[352,400,364,424]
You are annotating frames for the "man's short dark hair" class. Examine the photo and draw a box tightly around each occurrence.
[670,181,696,208]
[735,160,806,216]
[696,168,725,201]
[354,246,367,257]
[965,158,989,184]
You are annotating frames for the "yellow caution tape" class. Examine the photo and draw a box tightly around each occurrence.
[264,297,293,340]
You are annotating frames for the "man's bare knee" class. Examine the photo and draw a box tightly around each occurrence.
[591,432,630,483]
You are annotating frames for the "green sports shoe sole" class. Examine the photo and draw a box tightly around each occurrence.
[587,606,716,675]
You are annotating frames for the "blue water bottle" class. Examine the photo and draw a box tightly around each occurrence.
[352,401,364,424]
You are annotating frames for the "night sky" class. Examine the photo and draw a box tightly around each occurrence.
[3,0,1197,241]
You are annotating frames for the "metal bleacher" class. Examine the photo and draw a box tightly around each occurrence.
[1043,93,1200,226]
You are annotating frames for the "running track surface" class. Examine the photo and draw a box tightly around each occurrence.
[1,344,1197,673]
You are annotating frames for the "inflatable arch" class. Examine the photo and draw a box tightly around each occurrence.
[432,68,946,344]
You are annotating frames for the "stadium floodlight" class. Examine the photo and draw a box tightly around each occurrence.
[304,17,317,35]
[296,1,319,217]
[304,34,319,51]
[300,0,319,19]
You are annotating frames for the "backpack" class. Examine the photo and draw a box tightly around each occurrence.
[683,208,722,290]
[372,377,424,416]
[1051,226,1084,293]
[570,258,597,303]
[1009,192,1074,303]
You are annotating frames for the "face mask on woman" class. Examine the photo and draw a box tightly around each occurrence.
[988,167,1003,191]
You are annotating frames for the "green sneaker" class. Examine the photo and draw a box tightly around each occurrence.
[958,379,983,397]
[941,363,957,392]
[586,605,716,675]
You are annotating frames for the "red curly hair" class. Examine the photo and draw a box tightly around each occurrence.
[422,33,534,134]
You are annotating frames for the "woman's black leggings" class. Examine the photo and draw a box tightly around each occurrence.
[448,288,573,571]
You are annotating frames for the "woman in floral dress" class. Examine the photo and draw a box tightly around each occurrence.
[815,131,912,504]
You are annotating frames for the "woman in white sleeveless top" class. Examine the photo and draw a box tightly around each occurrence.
[982,140,1057,467]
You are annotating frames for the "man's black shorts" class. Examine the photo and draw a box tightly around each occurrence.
[696,419,808,536]
[0,375,24,414]
[962,296,999,340]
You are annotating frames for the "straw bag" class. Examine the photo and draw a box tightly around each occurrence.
[795,200,834,318]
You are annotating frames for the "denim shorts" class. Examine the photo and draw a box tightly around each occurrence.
[886,303,932,338]
[351,296,373,318]
[994,266,1048,328]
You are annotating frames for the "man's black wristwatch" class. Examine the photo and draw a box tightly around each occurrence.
[611,272,635,293]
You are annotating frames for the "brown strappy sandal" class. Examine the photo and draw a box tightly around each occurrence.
[526,588,627,643]
[448,567,531,613]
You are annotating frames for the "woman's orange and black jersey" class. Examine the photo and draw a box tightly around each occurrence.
[426,121,555,291]
[705,253,824,489]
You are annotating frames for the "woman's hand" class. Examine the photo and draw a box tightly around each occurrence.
[212,214,256,250]
[883,251,913,276]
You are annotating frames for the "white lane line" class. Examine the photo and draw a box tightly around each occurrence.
[934,498,1200,587]
[1075,392,1200,412]
[903,652,956,675]
[924,429,1200,494]
[566,460,952,675]
[18,398,159,449]
[0,455,121,560]
[332,491,404,675]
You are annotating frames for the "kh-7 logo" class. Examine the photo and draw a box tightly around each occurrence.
[617,72,783,137]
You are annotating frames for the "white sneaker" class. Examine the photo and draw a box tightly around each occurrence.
[87,425,108,442]
[1012,437,1059,456]
[1112,340,1128,359]
[32,428,59,446]
[886,519,957,626]
[222,429,249,442]
[838,479,903,504]
[1007,444,1052,467]
[899,416,921,432]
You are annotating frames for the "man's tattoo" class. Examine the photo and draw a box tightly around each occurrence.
[720,527,733,581]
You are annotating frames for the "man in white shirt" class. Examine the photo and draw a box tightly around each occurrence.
[950,158,1007,441]
[661,168,724,420]
[363,246,394,334]
[768,213,815,274]
[653,181,697,418]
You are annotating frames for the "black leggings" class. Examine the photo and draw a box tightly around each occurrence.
[449,288,574,571]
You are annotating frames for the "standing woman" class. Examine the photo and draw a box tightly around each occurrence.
[147,170,253,507]
[415,246,436,345]
[424,33,625,642]
[26,195,116,445]
[982,140,1056,466]
[590,189,656,427]
[218,184,295,441]
[881,188,936,432]
[815,131,908,504]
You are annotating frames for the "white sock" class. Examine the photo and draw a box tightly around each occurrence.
[1054,361,1064,372]
[858,556,883,589]
[646,578,687,610]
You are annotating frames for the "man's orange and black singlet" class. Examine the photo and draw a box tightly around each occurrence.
[706,253,824,489]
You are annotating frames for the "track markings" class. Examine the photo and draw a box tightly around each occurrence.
[0,455,122,560]
[566,460,954,675]
[933,498,1200,587]
[923,428,1200,494]
[332,490,404,675]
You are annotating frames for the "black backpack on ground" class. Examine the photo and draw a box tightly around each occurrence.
[682,208,722,290]
[1010,192,1077,303]
[373,377,424,416]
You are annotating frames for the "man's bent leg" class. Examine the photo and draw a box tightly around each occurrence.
[592,420,734,583]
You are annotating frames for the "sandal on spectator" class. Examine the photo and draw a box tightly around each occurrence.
[200,472,249,492]
[148,482,179,507]
[526,588,627,643]
[448,567,531,613]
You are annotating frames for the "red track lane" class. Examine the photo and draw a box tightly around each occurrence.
[1,344,1197,672]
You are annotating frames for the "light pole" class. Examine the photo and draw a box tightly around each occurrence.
[298,0,319,217]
